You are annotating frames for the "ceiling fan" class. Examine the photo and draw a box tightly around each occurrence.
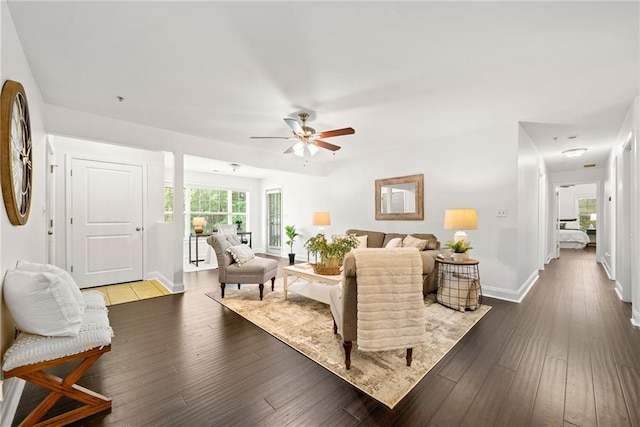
[251,113,355,157]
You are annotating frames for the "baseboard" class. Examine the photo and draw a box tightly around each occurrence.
[602,259,614,280]
[1,377,25,426]
[615,281,631,302]
[482,270,539,303]
[631,307,640,328]
[146,271,183,294]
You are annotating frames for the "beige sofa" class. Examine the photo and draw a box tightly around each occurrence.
[344,229,441,296]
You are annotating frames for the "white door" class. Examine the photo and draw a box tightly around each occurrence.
[70,159,143,287]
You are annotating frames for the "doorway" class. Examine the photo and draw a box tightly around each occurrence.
[68,158,144,287]
[555,182,598,257]
[266,188,281,255]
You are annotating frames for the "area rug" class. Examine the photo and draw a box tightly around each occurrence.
[83,279,170,306]
[205,280,490,409]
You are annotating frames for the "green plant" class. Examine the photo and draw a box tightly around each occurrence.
[284,225,300,254]
[445,240,472,253]
[304,234,359,267]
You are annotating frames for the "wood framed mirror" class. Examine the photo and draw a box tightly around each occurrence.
[375,173,424,220]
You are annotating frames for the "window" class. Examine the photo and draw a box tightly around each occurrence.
[577,197,596,230]
[164,185,174,223]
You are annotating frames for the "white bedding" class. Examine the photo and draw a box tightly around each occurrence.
[558,229,590,249]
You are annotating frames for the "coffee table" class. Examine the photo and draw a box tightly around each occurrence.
[282,263,342,304]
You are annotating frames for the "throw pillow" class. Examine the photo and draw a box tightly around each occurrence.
[16,260,85,313]
[3,270,84,337]
[227,244,255,266]
[403,234,428,250]
[355,235,368,248]
[385,237,403,248]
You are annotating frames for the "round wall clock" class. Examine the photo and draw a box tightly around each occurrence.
[1,80,33,226]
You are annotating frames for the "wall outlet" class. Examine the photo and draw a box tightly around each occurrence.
[496,208,508,217]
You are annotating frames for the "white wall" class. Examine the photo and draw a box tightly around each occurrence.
[606,97,639,323]
[517,124,544,297]
[1,1,47,418]
[261,124,524,301]
[50,136,172,289]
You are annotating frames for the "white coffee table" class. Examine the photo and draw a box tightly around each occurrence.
[282,263,342,304]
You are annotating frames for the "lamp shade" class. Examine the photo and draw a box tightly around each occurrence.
[444,209,478,230]
[192,217,206,234]
[312,212,331,226]
[590,213,597,221]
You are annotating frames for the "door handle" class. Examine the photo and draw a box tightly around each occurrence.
[47,230,53,235]
[136,227,142,231]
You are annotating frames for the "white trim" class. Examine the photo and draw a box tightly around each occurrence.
[147,271,182,293]
[615,280,630,302]
[602,259,614,280]
[631,306,640,327]
[482,270,539,303]
[1,378,26,426]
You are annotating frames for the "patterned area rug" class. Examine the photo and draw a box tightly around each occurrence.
[205,280,490,408]
[84,279,170,306]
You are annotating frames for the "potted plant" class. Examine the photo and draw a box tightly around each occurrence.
[284,225,301,265]
[305,233,359,274]
[445,240,472,262]
[234,219,243,231]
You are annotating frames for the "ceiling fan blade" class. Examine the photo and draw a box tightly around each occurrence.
[250,136,296,139]
[284,118,304,135]
[283,144,297,154]
[313,139,341,151]
[317,127,355,139]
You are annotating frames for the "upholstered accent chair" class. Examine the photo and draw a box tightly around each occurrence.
[330,248,426,369]
[207,234,278,300]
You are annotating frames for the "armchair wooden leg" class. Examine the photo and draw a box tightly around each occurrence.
[259,283,264,300]
[220,283,226,298]
[238,284,241,289]
[343,341,352,370]
[406,348,413,367]
[271,277,275,291]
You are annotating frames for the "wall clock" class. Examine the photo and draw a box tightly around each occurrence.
[1,80,33,225]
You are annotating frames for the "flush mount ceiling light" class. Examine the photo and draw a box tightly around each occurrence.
[562,148,587,158]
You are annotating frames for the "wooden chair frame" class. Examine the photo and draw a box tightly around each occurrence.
[3,345,112,426]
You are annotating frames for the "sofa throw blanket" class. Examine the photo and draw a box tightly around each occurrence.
[353,248,426,352]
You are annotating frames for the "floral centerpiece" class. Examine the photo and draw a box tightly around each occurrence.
[304,233,359,275]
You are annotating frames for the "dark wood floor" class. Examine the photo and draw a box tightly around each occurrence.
[12,247,640,426]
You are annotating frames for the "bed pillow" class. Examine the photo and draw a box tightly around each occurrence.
[385,237,403,248]
[403,234,428,250]
[227,244,255,266]
[564,221,580,230]
[15,260,85,313]
[3,269,84,337]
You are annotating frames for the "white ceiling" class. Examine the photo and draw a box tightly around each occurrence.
[7,1,639,176]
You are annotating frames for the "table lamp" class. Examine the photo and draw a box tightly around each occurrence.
[590,213,596,229]
[192,217,206,234]
[312,212,331,235]
[444,208,477,243]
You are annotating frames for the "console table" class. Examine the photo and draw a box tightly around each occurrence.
[237,231,252,248]
[189,233,211,267]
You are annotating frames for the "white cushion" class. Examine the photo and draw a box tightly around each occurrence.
[2,291,113,372]
[403,234,428,250]
[15,260,85,313]
[355,235,368,248]
[227,244,255,266]
[385,237,403,248]
[3,270,83,337]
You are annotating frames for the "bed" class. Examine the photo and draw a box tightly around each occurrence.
[558,229,591,249]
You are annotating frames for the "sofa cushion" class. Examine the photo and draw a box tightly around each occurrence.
[385,237,403,248]
[355,235,368,248]
[344,229,385,248]
[403,234,428,250]
[227,244,255,266]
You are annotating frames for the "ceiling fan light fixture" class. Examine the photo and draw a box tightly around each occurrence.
[293,141,305,157]
[562,148,587,158]
[307,143,319,156]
